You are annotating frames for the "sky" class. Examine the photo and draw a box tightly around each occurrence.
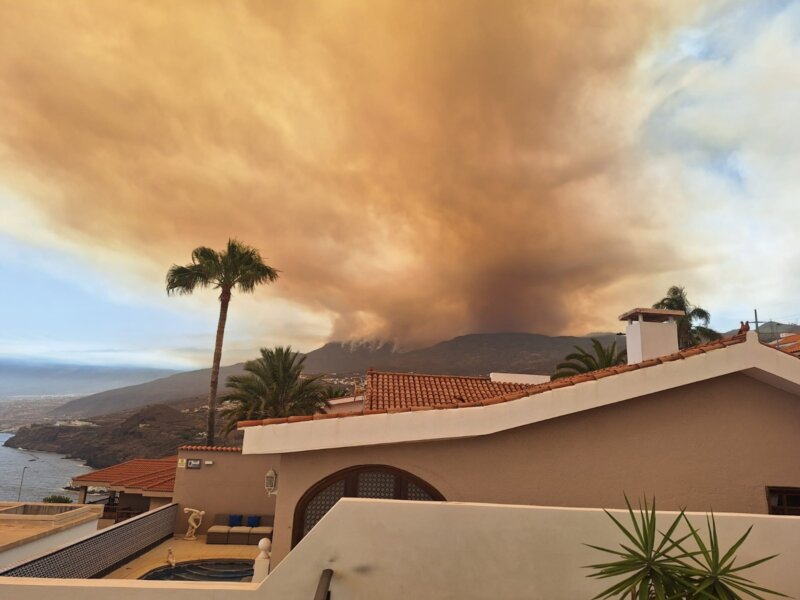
[0,1,799,369]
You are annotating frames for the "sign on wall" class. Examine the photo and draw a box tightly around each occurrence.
[186,458,202,470]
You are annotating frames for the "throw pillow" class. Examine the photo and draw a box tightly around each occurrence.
[228,514,243,527]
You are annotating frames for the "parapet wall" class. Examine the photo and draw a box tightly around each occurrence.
[2,500,800,599]
[1,503,177,578]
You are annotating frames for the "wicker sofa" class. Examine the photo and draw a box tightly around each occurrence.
[206,514,274,545]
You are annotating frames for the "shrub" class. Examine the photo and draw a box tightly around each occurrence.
[42,494,73,504]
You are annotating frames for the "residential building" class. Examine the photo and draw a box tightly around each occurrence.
[173,310,800,566]
[71,457,176,524]
[5,308,800,597]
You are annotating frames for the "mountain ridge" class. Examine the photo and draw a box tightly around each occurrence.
[49,363,247,418]
[52,331,623,418]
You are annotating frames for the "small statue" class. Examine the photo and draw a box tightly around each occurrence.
[166,547,176,568]
[183,507,205,540]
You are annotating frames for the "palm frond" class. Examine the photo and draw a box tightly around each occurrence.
[551,338,625,380]
[552,361,589,380]
[221,238,280,293]
[220,345,330,433]
[165,263,214,295]
[166,239,279,297]
[652,285,720,349]
[319,386,351,399]
[694,326,722,342]
[687,307,711,326]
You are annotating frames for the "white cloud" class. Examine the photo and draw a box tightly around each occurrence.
[634,1,800,330]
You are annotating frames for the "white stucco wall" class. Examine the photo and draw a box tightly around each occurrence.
[148,497,172,511]
[489,372,550,384]
[3,499,800,599]
[626,320,679,363]
[0,519,99,571]
[261,499,800,599]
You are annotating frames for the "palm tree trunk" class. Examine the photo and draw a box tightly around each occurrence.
[207,288,231,446]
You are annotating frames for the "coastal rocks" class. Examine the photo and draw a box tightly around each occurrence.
[3,404,233,468]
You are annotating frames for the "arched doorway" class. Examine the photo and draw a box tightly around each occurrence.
[292,465,444,546]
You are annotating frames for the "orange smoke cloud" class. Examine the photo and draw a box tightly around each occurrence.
[0,1,697,346]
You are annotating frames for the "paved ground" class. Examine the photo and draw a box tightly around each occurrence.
[104,534,258,579]
[0,504,101,556]
[0,522,54,548]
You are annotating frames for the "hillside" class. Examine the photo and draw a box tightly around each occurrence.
[54,332,622,418]
[51,363,246,418]
[304,332,622,375]
[302,340,398,373]
[4,404,240,468]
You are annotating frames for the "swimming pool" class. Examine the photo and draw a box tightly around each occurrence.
[140,560,254,582]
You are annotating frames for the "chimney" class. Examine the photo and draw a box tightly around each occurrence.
[619,308,683,364]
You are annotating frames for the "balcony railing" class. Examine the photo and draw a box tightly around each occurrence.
[0,503,178,578]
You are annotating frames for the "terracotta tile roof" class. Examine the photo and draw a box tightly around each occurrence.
[365,370,533,411]
[71,457,177,494]
[772,334,800,355]
[178,445,242,452]
[238,334,756,429]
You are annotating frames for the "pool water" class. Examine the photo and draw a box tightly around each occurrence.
[140,560,254,582]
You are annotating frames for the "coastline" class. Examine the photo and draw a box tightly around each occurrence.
[0,432,95,502]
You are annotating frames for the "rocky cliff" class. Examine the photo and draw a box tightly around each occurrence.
[4,403,240,468]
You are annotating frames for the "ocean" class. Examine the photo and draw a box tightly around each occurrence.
[0,432,95,502]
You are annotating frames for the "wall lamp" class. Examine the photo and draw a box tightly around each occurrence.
[265,468,278,496]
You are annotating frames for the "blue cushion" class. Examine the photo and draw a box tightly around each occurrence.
[246,515,261,527]
[228,514,243,527]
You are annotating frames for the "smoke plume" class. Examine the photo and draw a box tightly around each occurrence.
[0,1,699,346]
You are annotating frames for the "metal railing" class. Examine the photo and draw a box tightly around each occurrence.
[313,569,333,600]
[0,502,178,578]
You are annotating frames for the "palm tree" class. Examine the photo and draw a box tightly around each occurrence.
[319,385,351,399]
[219,346,335,435]
[551,338,626,380]
[166,239,279,445]
[652,285,720,348]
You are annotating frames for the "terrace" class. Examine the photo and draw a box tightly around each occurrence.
[0,502,101,571]
[104,535,256,581]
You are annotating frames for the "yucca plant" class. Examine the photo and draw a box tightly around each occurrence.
[676,514,787,600]
[586,496,695,599]
[586,496,787,600]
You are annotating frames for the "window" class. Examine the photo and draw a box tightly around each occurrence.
[302,479,346,538]
[293,465,444,546]
[767,487,800,515]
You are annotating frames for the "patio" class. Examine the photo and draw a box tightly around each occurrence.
[104,534,258,580]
